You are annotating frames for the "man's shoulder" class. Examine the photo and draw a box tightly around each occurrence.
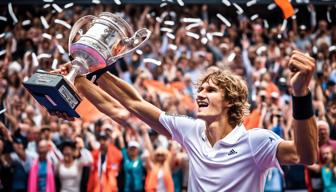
[246,128,282,144]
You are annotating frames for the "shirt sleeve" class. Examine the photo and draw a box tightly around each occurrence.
[159,112,199,146]
[248,128,283,171]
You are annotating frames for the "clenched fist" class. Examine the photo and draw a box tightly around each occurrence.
[288,50,316,97]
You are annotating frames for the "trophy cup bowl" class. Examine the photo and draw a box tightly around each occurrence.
[23,12,151,118]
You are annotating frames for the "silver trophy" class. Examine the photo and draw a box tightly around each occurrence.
[23,12,151,117]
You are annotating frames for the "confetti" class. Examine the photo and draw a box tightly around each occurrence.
[216,13,231,27]
[227,52,236,62]
[250,14,259,21]
[210,32,222,38]
[327,10,331,23]
[186,32,200,39]
[55,34,63,39]
[114,0,121,5]
[57,45,65,54]
[263,20,269,29]
[51,59,58,70]
[168,44,177,50]
[43,4,51,8]
[156,17,162,23]
[160,2,168,8]
[256,46,267,55]
[40,16,49,29]
[42,33,52,40]
[64,3,74,9]
[136,49,143,55]
[185,22,202,30]
[177,0,184,6]
[0,108,6,115]
[329,45,336,52]
[8,3,18,24]
[43,0,53,2]
[274,0,294,19]
[200,28,206,36]
[22,20,31,26]
[246,0,257,7]
[32,52,38,67]
[267,3,277,10]
[0,33,5,38]
[37,53,52,60]
[143,58,161,66]
[160,27,173,33]
[222,0,231,6]
[166,33,175,39]
[55,19,71,29]
[201,37,208,45]
[164,20,175,26]
[0,50,6,57]
[280,19,287,32]
[180,18,202,23]
[0,16,7,22]
[92,0,101,4]
[52,3,63,13]
[206,33,213,41]
[233,3,244,15]
[313,46,318,54]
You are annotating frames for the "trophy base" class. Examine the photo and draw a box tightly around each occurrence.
[23,71,82,118]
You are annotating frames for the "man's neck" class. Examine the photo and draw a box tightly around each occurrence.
[205,115,233,146]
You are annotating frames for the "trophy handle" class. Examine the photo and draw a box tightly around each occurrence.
[108,28,151,64]
[68,15,97,55]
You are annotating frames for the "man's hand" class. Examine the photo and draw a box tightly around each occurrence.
[288,50,315,97]
[50,62,72,75]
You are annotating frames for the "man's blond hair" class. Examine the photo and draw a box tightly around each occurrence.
[197,69,250,128]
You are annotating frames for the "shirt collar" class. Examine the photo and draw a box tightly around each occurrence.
[220,124,247,145]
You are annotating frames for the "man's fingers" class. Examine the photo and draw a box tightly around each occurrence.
[288,59,310,74]
[292,50,315,63]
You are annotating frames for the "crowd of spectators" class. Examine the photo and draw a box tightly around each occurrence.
[0,2,336,191]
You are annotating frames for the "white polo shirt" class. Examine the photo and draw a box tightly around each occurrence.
[159,112,283,192]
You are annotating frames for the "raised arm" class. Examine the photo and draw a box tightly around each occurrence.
[74,76,130,125]
[277,50,318,165]
[96,72,171,138]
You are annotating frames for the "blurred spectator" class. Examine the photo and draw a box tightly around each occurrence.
[321,144,336,191]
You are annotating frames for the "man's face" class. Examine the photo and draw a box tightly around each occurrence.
[38,141,49,160]
[319,124,330,142]
[196,80,227,121]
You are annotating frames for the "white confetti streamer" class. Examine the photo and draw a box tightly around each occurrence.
[222,0,231,6]
[313,46,318,54]
[263,20,269,29]
[177,0,184,6]
[40,16,49,29]
[114,0,121,5]
[206,33,213,41]
[136,49,143,55]
[216,13,231,27]
[0,108,6,115]
[246,0,257,7]
[64,3,74,9]
[156,17,162,23]
[37,53,52,60]
[180,18,202,23]
[250,14,259,21]
[185,22,202,30]
[0,16,7,22]
[329,45,336,52]
[42,33,52,40]
[8,3,18,24]
[166,33,175,39]
[0,33,5,38]
[55,34,63,39]
[211,32,223,37]
[267,3,276,10]
[0,50,6,57]
[52,3,63,13]
[22,20,31,26]
[233,3,244,15]
[51,59,58,70]
[54,19,71,29]
[160,27,173,33]
[186,32,200,39]
[200,28,206,36]
[92,0,101,4]
[201,37,208,45]
[143,58,161,66]
[168,44,177,50]
[43,0,53,2]
[160,2,167,8]
[57,45,65,54]
[43,4,51,8]
[256,46,267,55]
[327,10,331,23]
[164,20,175,26]
[32,52,38,67]
[227,52,236,62]
[280,19,287,32]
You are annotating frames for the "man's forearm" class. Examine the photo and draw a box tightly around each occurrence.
[293,117,318,164]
